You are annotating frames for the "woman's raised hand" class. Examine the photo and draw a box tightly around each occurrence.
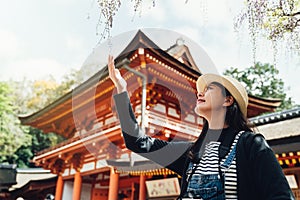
[108,55,127,93]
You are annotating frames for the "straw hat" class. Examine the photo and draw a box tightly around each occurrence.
[196,73,248,117]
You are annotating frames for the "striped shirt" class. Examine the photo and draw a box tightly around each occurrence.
[187,132,242,199]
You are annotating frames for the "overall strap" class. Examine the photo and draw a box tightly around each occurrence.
[218,130,238,159]
[178,131,207,199]
[218,131,244,184]
[219,131,244,167]
[220,141,238,169]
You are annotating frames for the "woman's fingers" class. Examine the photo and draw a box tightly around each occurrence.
[108,55,115,78]
[107,55,127,93]
[108,55,118,82]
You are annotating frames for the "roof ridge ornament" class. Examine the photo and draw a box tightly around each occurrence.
[176,37,185,46]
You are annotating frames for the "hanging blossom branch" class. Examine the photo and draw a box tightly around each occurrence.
[96,0,121,40]
[265,0,300,40]
[96,0,156,41]
[234,0,300,63]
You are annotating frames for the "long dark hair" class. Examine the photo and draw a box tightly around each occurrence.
[189,82,252,162]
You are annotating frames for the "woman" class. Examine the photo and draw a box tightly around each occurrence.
[108,55,294,199]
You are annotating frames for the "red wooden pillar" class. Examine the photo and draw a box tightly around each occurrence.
[139,174,146,200]
[55,175,64,200]
[72,153,83,200]
[108,167,119,199]
[52,158,65,200]
[72,171,82,200]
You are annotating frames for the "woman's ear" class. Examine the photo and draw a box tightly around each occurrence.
[223,96,234,107]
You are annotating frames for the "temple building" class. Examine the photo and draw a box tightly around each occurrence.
[251,106,300,198]
[13,30,298,200]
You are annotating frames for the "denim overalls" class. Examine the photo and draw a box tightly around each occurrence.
[183,142,238,200]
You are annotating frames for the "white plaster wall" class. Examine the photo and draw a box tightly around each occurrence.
[61,181,92,200]
[62,181,73,200]
[80,183,92,200]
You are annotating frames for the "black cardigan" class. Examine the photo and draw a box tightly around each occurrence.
[114,92,294,200]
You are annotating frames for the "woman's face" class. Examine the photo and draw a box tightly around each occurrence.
[194,83,228,119]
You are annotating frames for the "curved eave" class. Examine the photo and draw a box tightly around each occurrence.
[247,94,281,118]
[249,94,282,108]
[19,65,109,120]
[18,64,112,138]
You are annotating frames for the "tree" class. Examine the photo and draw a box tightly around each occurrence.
[1,63,90,167]
[224,62,294,110]
[15,127,65,168]
[9,77,68,168]
[8,68,85,167]
[0,82,31,164]
[235,0,300,59]
[14,73,81,115]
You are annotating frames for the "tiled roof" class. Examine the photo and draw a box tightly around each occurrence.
[250,106,300,126]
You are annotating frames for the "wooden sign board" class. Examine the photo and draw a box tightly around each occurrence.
[145,177,180,198]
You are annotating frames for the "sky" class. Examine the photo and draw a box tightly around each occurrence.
[0,0,299,104]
